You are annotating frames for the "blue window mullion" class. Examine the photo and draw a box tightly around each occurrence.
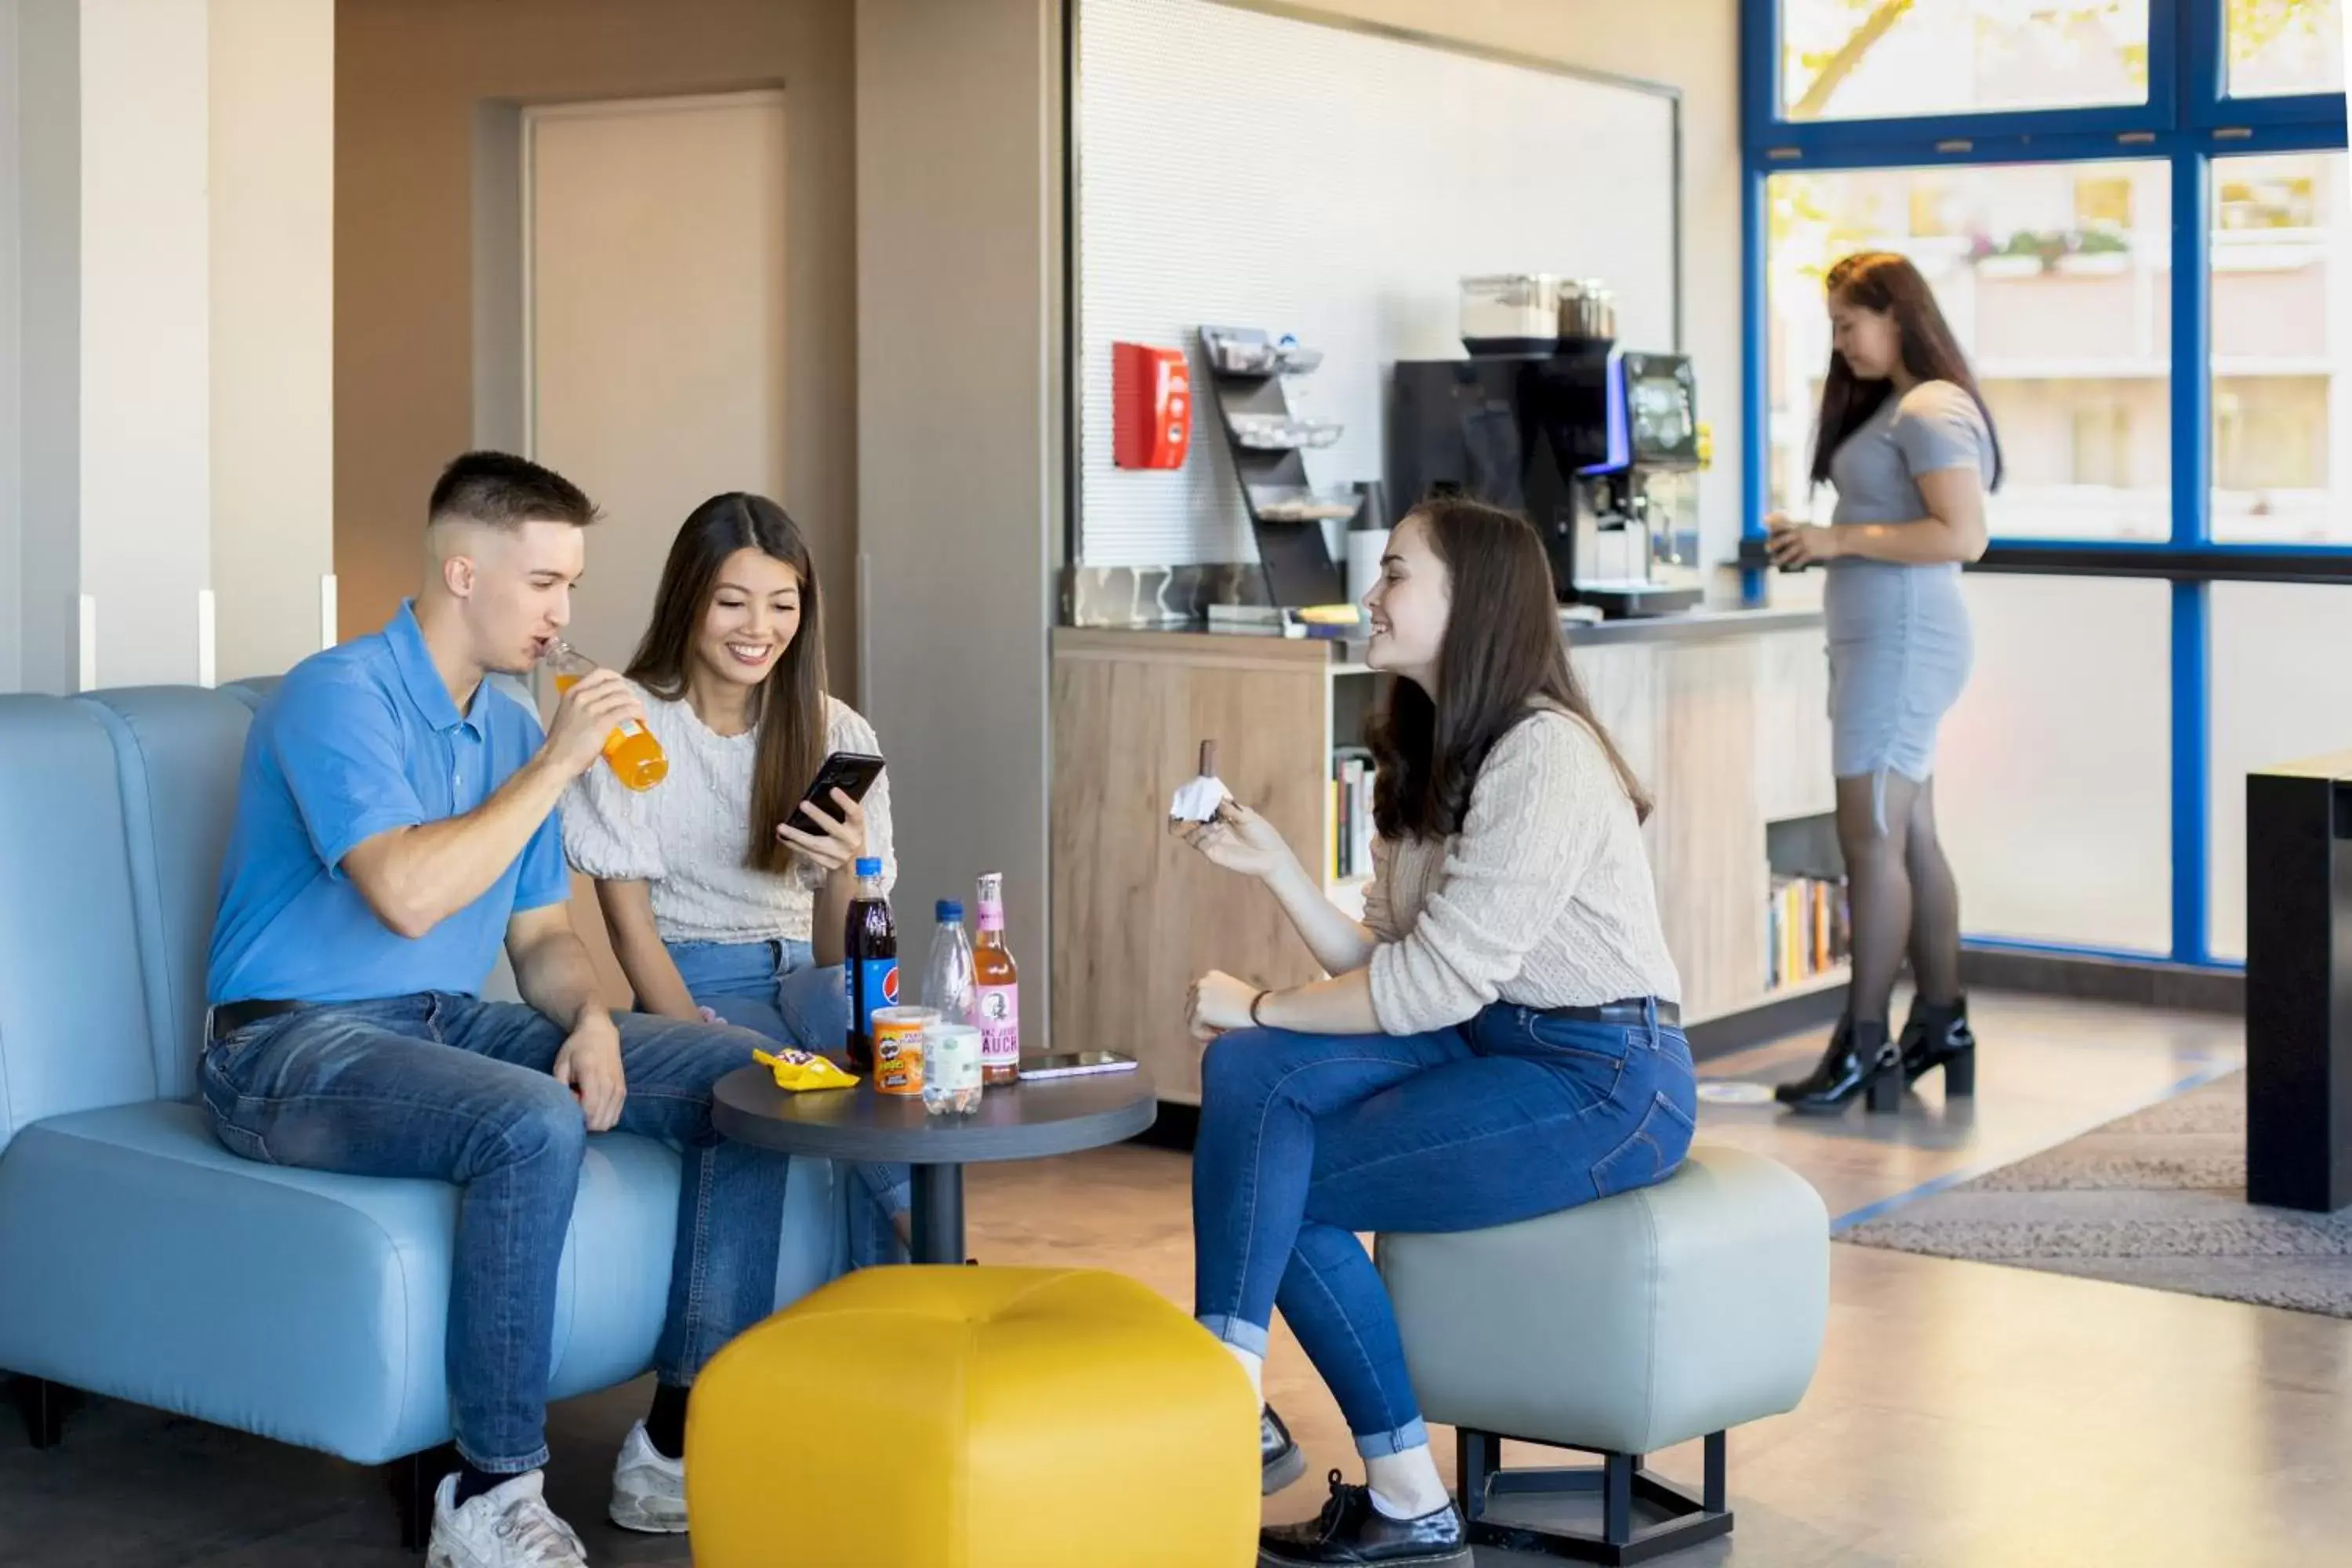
[2193,93,2352,132]
[1740,163,1768,606]
[2169,144,2212,966]
[2177,0,2220,118]
[2172,581,2212,967]
[1756,106,2172,165]
[1741,0,1777,151]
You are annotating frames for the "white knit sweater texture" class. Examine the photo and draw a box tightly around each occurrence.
[561,684,896,945]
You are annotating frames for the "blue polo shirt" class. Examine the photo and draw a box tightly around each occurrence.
[207,601,570,1006]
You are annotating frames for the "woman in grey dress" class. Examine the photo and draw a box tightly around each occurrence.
[1764,252,2000,1115]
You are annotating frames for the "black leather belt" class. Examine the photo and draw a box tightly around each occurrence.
[209,997,312,1040]
[1541,998,1679,1027]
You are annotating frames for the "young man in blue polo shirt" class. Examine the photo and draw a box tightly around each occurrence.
[203,452,783,1567]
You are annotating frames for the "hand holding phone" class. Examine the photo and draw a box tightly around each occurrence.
[775,751,887,873]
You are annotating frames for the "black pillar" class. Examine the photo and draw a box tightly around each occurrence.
[2245,761,2352,1212]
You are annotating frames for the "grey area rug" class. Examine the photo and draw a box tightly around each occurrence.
[1842,1073,2352,1317]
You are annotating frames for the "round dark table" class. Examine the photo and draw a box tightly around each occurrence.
[712,1065,1157,1264]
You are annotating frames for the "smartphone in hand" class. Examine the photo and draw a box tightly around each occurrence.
[785,751,886,836]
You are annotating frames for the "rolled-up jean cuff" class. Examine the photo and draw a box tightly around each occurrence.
[456,1441,550,1475]
[1354,1418,1428,1460]
[856,1161,911,1217]
[1197,1314,1269,1359]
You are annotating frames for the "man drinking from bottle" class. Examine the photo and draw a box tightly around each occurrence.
[202,451,786,1567]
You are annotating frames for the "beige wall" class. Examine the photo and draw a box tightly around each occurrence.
[333,0,857,686]
[1262,0,1745,553]
[211,0,334,684]
[858,0,1062,1045]
[8,0,216,694]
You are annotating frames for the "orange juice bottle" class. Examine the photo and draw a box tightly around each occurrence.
[547,643,668,791]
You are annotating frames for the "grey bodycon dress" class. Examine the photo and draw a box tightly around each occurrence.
[1823,379,1992,817]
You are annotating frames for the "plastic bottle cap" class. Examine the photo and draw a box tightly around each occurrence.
[937,900,964,922]
[856,858,884,878]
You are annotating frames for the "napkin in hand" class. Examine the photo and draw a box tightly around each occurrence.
[1169,740,1230,824]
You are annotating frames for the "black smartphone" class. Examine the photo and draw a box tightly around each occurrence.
[783,751,886,837]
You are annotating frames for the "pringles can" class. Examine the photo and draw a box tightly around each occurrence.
[870,1006,937,1096]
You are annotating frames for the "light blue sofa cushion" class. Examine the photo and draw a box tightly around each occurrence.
[0,696,159,1155]
[76,688,256,1103]
[0,1101,681,1465]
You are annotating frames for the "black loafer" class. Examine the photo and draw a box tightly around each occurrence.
[1258,1470,1472,1566]
[1262,1406,1307,1495]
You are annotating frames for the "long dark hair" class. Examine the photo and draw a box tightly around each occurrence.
[1809,251,2004,490]
[1368,499,1650,841]
[627,493,827,876]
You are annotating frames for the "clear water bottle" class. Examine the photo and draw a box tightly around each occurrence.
[920,900,977,1026]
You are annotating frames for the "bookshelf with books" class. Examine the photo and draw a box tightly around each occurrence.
[1329,747,1376,884]
[1762,811,1849,999]
[1768,874,1849,992]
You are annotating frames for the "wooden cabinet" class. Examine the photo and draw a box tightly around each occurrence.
[1050,632,1337,1102]
[1050,620,1835,1104]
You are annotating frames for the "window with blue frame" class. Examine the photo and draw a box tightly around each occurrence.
[1740,0,2348,968]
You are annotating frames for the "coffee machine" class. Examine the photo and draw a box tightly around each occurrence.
[1388,347,1705,617]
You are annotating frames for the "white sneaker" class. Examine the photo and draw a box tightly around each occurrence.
[425,1470,589,1568]
[607,1420,688,1534]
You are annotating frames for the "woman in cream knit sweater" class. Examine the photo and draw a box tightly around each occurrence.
[564,493,907,1268]
[1181,499,1692,1568]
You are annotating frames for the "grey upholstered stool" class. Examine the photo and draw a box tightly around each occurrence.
[1377,1145,1829,1563]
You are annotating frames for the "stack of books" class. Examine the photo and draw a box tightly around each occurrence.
[1768,874,1849,991]
[1329,748,1375,884]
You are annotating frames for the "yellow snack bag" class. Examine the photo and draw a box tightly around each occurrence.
[753,1047,858,1093]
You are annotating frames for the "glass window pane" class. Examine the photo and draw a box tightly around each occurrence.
[2210,151,2350,543]
[2227,0,2346,97]
[1766,163,2171,541]
[1779,0,2149,122]
[1939,575,2173,952]
[2208,583,2352,960]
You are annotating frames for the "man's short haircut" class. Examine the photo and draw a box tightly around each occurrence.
[427,452,600,532]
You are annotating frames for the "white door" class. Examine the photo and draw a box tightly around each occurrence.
[523,90,789,1005]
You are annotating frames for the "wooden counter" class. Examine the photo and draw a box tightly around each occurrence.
[1050,612,1838,1105]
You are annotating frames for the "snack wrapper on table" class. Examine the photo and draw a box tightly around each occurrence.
[754,1047,859,1093]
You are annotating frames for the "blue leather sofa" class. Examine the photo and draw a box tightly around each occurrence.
[0,683,850,1533]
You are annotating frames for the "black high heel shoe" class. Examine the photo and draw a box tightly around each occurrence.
[1776,1017,1903,1115]
[1900,995,1976,1097]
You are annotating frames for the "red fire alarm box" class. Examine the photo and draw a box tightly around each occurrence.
[1114,342,1192,470]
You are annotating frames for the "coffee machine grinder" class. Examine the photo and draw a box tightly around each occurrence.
[1388,347,1706,617]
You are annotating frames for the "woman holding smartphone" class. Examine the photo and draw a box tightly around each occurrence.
[1180,499,1690,1567]
[564,492,908,1259]
[1766,252,1999,1113]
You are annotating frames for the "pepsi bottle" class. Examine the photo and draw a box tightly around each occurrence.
[844,857,898,1073]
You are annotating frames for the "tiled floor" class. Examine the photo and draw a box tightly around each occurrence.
[9,992,2347,1567]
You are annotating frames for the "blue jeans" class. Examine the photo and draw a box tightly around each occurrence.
[665,937,911,1268]
[1192,1000,1696,1457]
[198,993,790,1474]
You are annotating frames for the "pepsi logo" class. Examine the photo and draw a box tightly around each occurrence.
[881,966,900,1005]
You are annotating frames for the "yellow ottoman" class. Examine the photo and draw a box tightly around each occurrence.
[687,1265,1259,1567]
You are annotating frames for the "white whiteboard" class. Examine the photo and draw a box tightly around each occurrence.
[1074,0,1680,567]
